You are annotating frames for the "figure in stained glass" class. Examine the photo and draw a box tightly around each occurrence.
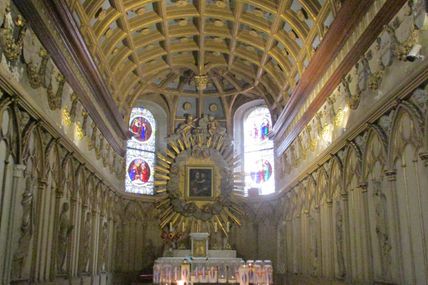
[250,159,272,184]
[128,158,151,183]
[129,116,152,142]
[243,106,275,195]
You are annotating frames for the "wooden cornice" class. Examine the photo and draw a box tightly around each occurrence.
[14,0,127,155]
[272,0,407,156]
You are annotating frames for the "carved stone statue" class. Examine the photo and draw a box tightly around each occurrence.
[176,114,195,136]
[373,180,392,279]
[57,202,73,274]
[210,229,223,250]
[11,176,35,279]
[309,214,319,276]
[208,115,226,136]
[79,212,91,273]
[335,201,345,279]
[99,221,109,272]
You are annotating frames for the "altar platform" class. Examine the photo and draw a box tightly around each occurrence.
[156,249,242,267]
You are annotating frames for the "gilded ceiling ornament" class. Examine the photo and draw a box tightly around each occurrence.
[155,115,242,236]
[0,6,26,62]
[136,7,145,15]
[215,1,226,8]
[213,19,224,27]
[182,102,192,110]
[26,48,49,89]
[177,18,188,26]
[194,74,208,91]
[47,73,65,111]
[176,0,188,7]
[209,103,218,112]
[340,75,359,110]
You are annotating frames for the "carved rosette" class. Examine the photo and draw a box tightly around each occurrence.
[155,115,243,236]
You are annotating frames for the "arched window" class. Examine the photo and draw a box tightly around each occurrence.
[125,107,156,194]
[235,103,275,195]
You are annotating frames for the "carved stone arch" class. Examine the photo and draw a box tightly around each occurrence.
[295,184,306,216]
[307,174,318,210]
[75,163,86,200]
[343,141,363,190]
[387,101,424,168]
[254,200,275,224]
[61,153,76,199]
[0,102,21,163]
[124,200,144,221]
[99,185,109,216]
[316,166,330,203]
[362,125,388,181]
[328,155,344,199]
[92,179,103,211]
[241,202,257,221]
[44,139,61,190]
[20,120,44,175]
[84,173,96,207]
[300,179,312,214]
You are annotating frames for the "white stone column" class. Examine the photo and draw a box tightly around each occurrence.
[385,169,404,283]
[3,164,26,285]
[360,182,374,282]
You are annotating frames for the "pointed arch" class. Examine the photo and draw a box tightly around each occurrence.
[388,101,424,167]
[329,155,343,198]
[344,141,362,190]
[363,125,388,181]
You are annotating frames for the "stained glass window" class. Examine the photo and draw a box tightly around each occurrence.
[125,107,156,194]
[243,106,275,195]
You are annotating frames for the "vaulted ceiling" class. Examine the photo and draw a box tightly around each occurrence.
[18,0,399,155]
[65,0,338,114]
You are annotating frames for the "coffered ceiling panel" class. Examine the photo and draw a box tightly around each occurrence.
[65,0,338,114]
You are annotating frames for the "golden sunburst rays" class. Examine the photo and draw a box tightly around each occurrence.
[157,205,243,236]
[155,130,243,231]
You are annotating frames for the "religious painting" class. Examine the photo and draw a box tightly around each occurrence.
[250,159,272,184]
[128,158,151,183]
[187,167,213,199]
[129,116,152,142]
[192,239,207,257]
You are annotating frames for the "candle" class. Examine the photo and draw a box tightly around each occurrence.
[182,221,185,232]
[214,222,218,232]
[169,222,173,232]
[226,221,230,233]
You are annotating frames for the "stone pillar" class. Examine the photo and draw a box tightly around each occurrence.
[3,164,25,285]
[420,152,428,167]
[341,193,352,282]
[68,194,78,277]
[359,182,373,282]
[326,199,334,279]
[385,169,403,283]
[30,178,47,281]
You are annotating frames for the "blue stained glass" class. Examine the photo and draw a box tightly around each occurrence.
[127,107,156,152]
[244,107,273,152]
[125,107,156,194]
[243,106,275,195]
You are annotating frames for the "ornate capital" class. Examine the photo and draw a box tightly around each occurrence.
[359,182,368,193]
[384,169,397,181]
[13,164,26,178]
[419,152,428,167]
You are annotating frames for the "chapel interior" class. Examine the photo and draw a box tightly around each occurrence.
[0,0,428,284]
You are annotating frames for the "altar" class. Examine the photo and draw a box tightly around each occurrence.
[154,232,244,283]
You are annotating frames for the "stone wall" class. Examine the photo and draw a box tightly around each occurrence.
[274,1,428,284]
